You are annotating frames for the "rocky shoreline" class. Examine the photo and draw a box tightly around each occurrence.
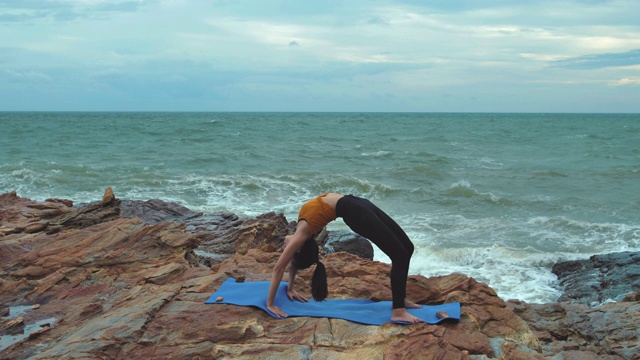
[1,189,638,359]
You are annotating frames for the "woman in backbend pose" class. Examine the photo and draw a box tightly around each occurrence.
[266,192,424,324]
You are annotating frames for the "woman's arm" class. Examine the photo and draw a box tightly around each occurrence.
[266,257,290,318]
[286,265,307,303]
[266,222,310,318]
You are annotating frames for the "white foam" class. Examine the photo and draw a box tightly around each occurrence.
[378,212,640,303]
[476,157,504,169]
[360,150,392,157]
[450,180,472,189]
[158,173,314,218]
[374,243,565,303]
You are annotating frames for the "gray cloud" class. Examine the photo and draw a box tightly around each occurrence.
[3,69,52,83]
[551,49,640,69]
[0,0,148,22]
[1,1,639,111]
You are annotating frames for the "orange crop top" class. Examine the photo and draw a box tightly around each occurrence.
[298,193,337,235]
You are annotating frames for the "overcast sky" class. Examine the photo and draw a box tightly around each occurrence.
[1,0,639,112]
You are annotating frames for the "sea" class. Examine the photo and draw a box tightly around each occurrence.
[1,112,639,304]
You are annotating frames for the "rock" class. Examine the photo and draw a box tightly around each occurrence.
[1,191,638,359]
[79,302,103,318]
[101,187,115,206]
[0,316,25,335]
[552,251,640,306]
[23,221,48,234]
[622,292,640,302]
[45,198,73,207]
[507,299,640,359]
[0,192,119,237]
[51,197,121,232]
[436,311,449,319]
[549,350,603,360]
[325,230,374,260]
[0,192,76,236]
[231,212,289,255]
[185,212,240,233]
[120,198,202,225]
[198,211,288,256]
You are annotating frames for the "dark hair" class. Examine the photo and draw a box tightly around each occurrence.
[292,237,328,301]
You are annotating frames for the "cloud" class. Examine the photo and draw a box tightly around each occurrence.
[551,49,640,69]
[0,0,147,22]
[608,77,640,86]
[3,69,52,83]
[1,1,640,111]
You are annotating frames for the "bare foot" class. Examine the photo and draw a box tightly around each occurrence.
[404,299,422,309]
[391,308,424,324]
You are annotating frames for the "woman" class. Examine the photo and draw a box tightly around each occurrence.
[266,192,424,324]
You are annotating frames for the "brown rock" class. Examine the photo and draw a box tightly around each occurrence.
[24,221,48,234]
[436,311,449,319]
[232,212,289,255]
[79,302,103,317]
[45,198,73,207]
[101,187,115,206]
[1,192,637,360]
[195,212,287,261]
[0,192,77,236]
[1,316,24,334]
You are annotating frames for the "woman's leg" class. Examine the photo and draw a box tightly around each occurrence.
[367,200,416,306]
[337,196,414,309]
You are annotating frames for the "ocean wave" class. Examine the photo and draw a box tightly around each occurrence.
[312,177,397,196]
[531,170,569,178]
[360,150,392,157]
[386,211,640,303]
[400,208,640,254]
[527,216,640,248]
[607,168,640,178]
[377,243,565,303]
[131,173,404,218]
[475,157,504,169]
[392,164,444,179]
[445,180,514,206]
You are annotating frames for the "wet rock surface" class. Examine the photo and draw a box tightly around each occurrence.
[552,251,640,306]
[325,230,374,260]
[120,198,203,225]
[507,300,639,360]
[1,189,638,359]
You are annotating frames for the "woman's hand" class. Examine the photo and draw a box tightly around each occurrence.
[287,288,308,303]
[267,304,288,318]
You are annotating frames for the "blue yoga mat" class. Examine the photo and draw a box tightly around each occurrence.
[205,278,460,325]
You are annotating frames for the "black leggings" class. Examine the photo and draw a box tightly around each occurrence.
[335,195,414,309]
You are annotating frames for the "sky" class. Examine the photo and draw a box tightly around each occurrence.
[1,0,639,112]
